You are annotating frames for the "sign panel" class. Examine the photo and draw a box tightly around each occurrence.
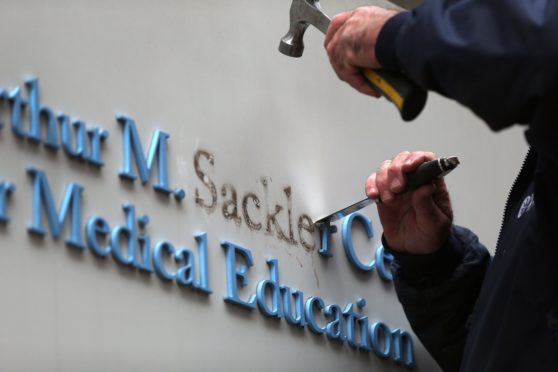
[0,1,527,371]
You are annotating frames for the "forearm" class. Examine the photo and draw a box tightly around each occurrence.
[386,225,491,371]
[376,0,558,130]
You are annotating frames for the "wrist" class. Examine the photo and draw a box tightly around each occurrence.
[375,11,412,70]
[383,225,470,282]
[382,228,450,255]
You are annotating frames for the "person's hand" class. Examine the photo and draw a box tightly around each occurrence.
[324,6,398,96]
[365,151,453,255]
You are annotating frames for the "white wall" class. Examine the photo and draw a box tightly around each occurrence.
[0,1,528,371]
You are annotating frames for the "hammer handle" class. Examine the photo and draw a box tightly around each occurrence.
[362,68,427,122]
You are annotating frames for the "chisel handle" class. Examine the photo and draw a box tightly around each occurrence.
[362,68,427,122]
[404,158,456,192]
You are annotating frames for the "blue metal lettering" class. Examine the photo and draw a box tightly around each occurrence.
[175,248,195,286]
[370,322,392,358]
[25,79,58,149]
[153,241,176,281]
[84,127,109,167]
[341,213,375,272]
[280,286,305,327]
[342,303,360,348]
[137,234,153,273]
[26,166,84,249]
[174,233,212,294]
[194,232,211,294]
[58,114,86,158]
[4,79,107,164]
[110,204,137,266]
[376,245,394,282]
[324,304,343,341]
[391,329,416,368]
[357,316,372,351]
[0,88,6,129]
[304,296,326,334]
[256,259,281,318]
[356,298,371,351]
[86,215,111,257]
[221,240,256,309]
[317,222,334,258]
[0,181,15,223]
[135,214,152,272]
[8,86,26,139]
[116,114,172,194]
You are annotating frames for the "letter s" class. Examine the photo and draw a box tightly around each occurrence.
[194,149,217,213]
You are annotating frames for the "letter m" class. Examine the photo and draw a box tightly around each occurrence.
[27,167,84,249]
[117,114,171,193]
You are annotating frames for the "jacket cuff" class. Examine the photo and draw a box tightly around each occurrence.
[382,226,465,282]
[376,11,411,71]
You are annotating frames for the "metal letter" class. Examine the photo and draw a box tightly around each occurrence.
[110,204,137,266]
[27,166,84,249]
[304,296,326,334]
[153,241,176,281]
[375,245,394,282]
[194,232,212,294]
[221,240,256,309]
[324,304,343,341]
[281,286,305,327]
[86,215,111,257]
[0,181,15,223]
[26,79,58,149]
[341,213,375,272]
[84,127,109,167]
[391,329,416,368]
[116,114,172,194]
[256,259,281,318]
[58,114,86,158]
[370,322,392,358]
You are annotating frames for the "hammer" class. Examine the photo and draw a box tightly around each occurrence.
[279,0,427,122]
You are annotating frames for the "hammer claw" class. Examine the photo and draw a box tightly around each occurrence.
[278,0,330,58]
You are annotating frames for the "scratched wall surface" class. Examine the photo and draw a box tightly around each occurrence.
[0,1,527,372]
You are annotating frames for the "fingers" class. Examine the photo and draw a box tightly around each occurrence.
[387,151,411,193]
[376,151,409,202]
[325,6,392,96]
[324,11,353,50]
[326,14,379,97]
[324,11,352,71]
[365,172,379,199]
[340,67,381,97]
[401,151,436,172]
[365,151,454,255]
[365,161,392,202]
[377,159,395,202]
[365,151,436,203]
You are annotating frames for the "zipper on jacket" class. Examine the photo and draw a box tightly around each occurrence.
[494,147,534,256]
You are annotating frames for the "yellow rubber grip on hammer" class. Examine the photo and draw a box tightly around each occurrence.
[362,68,427,122]
[363,69,404,110]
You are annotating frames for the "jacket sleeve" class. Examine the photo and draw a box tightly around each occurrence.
[375,0,558,132]
[385,225,491,372]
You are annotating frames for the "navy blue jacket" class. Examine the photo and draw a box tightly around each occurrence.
[376,0,558,370]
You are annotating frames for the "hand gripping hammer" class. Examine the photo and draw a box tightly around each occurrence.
[279,0,427,121]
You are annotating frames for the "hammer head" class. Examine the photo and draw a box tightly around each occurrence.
[279,0,330,58]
